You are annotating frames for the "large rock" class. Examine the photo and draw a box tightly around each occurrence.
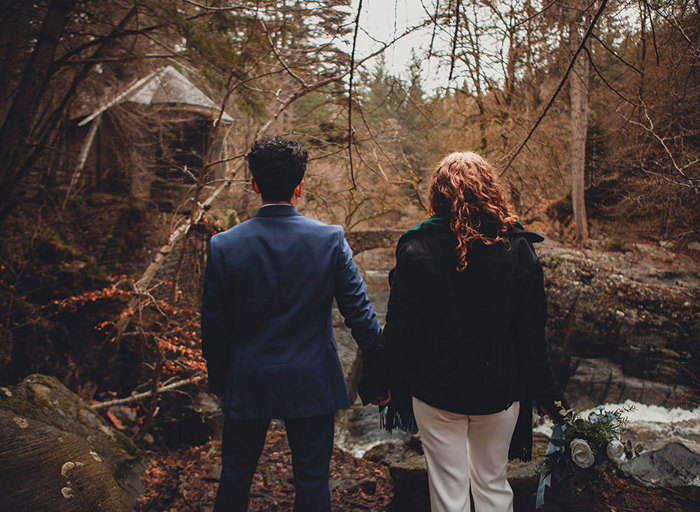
[567,358,698,408]
[388,454,430,512]
[539,241,699,398]
[622,442,700,489]
[0,409,129,512]
[0,374,146,506]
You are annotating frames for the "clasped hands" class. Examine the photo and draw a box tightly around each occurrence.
[370,389,391,407]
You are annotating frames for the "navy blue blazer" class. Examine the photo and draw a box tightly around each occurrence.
[201,204,381,419]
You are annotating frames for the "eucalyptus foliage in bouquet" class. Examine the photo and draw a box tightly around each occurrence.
[539,402,643,498]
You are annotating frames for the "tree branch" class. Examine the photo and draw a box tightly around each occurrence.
[590,32,642,74]
[261,19,307,88]
[448,0,462,81]
[348,0,363,191]
[628,106,699,184]
[92,374,206,410]
[499,0,608,177]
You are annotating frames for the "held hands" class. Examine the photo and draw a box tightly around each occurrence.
[538,404,564,424]
[371,389,391,407]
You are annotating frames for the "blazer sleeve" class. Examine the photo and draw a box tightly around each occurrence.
[333,227,381,352]
[200,237,232,395]
[513,239,568,416]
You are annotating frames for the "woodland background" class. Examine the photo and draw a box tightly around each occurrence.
[0,1,698,510]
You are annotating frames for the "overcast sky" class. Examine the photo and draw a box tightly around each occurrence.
[349,0,452,92]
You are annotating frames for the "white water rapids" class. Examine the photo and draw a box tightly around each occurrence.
[336,399,700,458]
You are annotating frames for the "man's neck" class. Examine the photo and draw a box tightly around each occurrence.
[261,201,293,206]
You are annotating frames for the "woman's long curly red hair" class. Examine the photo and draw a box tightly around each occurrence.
[428,152,518,271]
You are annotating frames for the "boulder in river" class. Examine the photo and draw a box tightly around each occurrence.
[622,442,700,493]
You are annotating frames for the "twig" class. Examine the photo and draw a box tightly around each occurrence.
[499,0,608,177]
[641,0,661,64]
[426,0,441,57]
[348,0,363,191]
[628,106,699,182]
[585,47,642,108]
[448,0,462,81]
[644,0,698,54]
[181,0,253,12]
[92,374,205,410]
[590,32,642,74]
[261,19,306,87]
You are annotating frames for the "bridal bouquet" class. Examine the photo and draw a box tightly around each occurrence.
[538,402,643,503]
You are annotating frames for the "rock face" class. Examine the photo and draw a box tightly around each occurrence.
[345,234,699,409]
[0,409,129,512]
[538,241,699,407]
[566,358,698,409]
[0,374,146,507]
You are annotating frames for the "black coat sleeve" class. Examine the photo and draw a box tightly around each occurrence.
[358,240,420,405]
[512,239,568,417]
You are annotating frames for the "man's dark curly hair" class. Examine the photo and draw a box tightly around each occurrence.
[248,135,308,202]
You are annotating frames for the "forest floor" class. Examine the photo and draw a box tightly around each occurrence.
[135,423,697,512]
[136,423,394,512]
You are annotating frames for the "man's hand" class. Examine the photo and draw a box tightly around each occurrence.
[371,390,391,407]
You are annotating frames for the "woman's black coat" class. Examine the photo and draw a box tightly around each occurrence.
[360,215,566,456]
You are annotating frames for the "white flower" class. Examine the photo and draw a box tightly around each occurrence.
[606,439,627,464]
[570,438,595,468]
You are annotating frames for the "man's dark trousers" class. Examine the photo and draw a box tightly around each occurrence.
[214,413,334,512]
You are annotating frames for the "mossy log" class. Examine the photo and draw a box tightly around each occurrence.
[0,409,129,512]
[0,374,146,506]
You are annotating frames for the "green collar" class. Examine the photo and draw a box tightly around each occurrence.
[403,213,525,237]
[404,213,525,235]
[402,213,450,237]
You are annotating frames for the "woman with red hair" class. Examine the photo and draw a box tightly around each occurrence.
[363,152,567,512]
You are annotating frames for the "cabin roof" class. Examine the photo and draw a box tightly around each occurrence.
[78,66,233,126]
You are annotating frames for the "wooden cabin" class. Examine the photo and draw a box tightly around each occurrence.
[63,66,233,210]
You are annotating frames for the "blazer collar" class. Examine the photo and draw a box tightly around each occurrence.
[254,204,302,218]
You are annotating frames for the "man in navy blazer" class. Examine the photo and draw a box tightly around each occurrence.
[201,136,383,511]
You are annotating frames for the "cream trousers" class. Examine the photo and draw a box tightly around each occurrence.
[412,397,520,512]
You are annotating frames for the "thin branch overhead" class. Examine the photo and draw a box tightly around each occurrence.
[347,0,363,191]
[448,0,463,81]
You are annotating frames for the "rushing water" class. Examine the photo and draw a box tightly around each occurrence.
[336,398,700,459]
[534,401,700,454]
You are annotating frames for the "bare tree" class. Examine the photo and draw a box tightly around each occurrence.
[568,0,592,244]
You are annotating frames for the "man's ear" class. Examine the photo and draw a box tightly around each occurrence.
[294,180,304,199]
[251,178,260,195]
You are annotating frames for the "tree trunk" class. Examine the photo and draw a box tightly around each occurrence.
[0,0,75,221]
[569,9,590,245]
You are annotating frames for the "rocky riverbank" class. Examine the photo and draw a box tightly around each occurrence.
[1,237,697,511]
[333,236,700,511]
